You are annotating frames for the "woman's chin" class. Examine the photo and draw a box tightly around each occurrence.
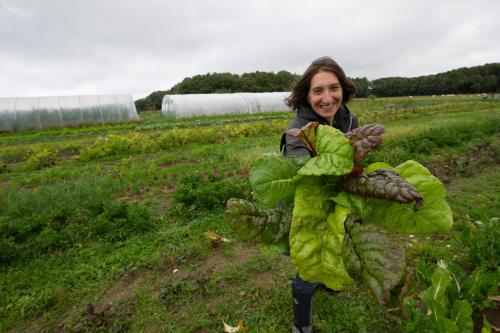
[314,109,337,120]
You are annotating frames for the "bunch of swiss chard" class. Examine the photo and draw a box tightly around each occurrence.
[224,122,453,307]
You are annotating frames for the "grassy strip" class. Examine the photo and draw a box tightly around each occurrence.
[446,164,499,222]
[365,115,500,166]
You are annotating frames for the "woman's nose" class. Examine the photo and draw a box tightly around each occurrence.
[321,92,333,102]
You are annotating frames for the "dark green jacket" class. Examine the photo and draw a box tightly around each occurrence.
[280,104,358,157]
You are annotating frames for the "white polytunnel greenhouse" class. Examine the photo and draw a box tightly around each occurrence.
[161,92,292,119]
[0,94,139,132]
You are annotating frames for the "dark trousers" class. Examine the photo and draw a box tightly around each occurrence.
[292,273,319,328]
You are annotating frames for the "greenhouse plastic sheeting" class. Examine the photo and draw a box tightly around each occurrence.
[0,95,139,132]
[161,92,292,119]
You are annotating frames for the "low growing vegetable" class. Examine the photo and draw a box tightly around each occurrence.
[225,123,453,308]
[403,260,499,333]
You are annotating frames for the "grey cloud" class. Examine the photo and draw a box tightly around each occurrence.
[0,0,499,99]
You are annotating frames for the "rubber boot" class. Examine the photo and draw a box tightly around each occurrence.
[292,283,314,333]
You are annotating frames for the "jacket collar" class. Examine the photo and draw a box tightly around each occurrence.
[297,104,350,126]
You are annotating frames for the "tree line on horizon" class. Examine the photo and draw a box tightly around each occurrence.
[135,63,500,112]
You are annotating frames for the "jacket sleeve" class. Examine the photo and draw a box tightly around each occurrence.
[282,133,312,158]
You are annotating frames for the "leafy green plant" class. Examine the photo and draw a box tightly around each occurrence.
[0,161,7,173]
[0,147,31,164]
[173,172,251,211]
[79,133,158,161]
[225,123,452,308]
[225,198,291,244]
[0,181,155,265]
[403,261,473,333]
[459,217,499,270]
[23,148,57,170]
[403,260,499,333]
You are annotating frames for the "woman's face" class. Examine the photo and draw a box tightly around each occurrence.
[307,71,343,124]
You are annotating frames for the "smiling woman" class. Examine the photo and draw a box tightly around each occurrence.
[280,56,359,333]
[281,57,358,158]
[307,71,343,125]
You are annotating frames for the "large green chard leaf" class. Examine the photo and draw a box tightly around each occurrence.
[224,198,291,243]
[298,125,354,176]
[419,262,451,319]
[364,161,393,173]
[332,160,453,234]
[343,217,407,306]
[450,300,473,333]
[416,262,473,333]
[289,177,353,290]
[249,153,300,207]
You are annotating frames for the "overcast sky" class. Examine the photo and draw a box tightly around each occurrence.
[1,0,499,100]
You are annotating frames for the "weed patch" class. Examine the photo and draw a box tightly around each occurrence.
[366,117,500,165]
[0,181,155,265]
[172,172,251,212]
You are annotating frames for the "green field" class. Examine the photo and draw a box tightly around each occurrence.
[0,96,499,332]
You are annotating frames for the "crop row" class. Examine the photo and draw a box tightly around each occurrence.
[0,119,289,173]
[1,101,496,174]
[0,97,492,147]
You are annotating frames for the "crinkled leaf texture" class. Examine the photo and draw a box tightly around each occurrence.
[332,160,453,234]
[298,125,354,176]
[286,121,319,155]
[343,217,407,306]
[289,177,353,290]
[249,153,300,207]
[224,198,291,243]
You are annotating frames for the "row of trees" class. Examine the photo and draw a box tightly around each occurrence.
[371,63,499,97]
[135,71,299,111]
[135,63,499,112]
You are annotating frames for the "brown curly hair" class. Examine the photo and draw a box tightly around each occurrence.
[286,56,356,110]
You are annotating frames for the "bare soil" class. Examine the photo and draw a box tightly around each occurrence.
[474,299,500,333]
